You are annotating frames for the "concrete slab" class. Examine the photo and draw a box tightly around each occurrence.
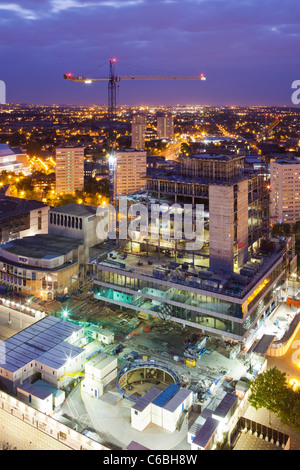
[82,391,191,450]
[100,392,122,406]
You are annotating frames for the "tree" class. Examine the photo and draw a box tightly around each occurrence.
[9,131,26,147]
[278,389,300,431]
[16,177,34,193]
[249,367,288,414]
[180,142,192,155]
[248,367,299,428]
[56,193,77,206]
[26,141,42,158]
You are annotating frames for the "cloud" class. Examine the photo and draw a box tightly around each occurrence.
[0,3,37,19]
[50,0,144,13]
[0,0,299,106]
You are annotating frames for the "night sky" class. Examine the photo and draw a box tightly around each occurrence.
[0,0,299,107]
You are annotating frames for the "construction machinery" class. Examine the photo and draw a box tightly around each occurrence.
[64,58,206,144]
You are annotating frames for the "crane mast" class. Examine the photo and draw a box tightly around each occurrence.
[108,58,117,120]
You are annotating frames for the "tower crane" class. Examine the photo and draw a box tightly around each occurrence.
[64,58,206,142]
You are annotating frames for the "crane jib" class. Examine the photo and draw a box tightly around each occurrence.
[63,62,206,148]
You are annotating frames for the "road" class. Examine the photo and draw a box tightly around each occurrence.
[267,329,300,390]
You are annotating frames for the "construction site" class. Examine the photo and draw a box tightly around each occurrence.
[1,283,300,450]
[5,289,262,450]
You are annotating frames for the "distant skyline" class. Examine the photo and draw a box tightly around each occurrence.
[0,0,299,107]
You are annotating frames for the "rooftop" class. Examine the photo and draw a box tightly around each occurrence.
[152,383,180,408]
[146,171,248,186]
[192,417,219,448]
[213,392,238,419]
[271,157,300,165]
[0,316,83,373]
[0,196,48,219]
[0,144,16,158]
[184,153,244,161]
[98,242,286,301]
[17,381,52,400]
[0,234,80,259]
[132,387,162,413]
[51,203,97,217]
[163,388,192,413]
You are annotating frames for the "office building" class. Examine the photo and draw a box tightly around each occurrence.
[157,114,174,140]
[0,196,49,244]
[93,154,296,346]
[55,147,84,194]
[270,157,300,224]
[131,114,147,150]
[109,150,147,202]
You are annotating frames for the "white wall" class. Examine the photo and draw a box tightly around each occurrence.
[81,376,104,399]
[131,404,151,432]
[17,389,52,415]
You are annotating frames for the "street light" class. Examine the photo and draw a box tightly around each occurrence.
[62,309,69,319]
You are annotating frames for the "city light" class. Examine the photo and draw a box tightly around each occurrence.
[1,98,300,452]
[289,378,300,391]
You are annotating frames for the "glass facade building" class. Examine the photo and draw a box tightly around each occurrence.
[93,154,296,345]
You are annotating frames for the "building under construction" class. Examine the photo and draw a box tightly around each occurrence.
[93,153,296,347]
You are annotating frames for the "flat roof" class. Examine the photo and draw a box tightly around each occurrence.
[163,388,192,413]
[0,316,83,373]
[185,153,244,161]
[271,158,300,165]
[213,393,238,418]
[146,171,248,186]
[0,196,48,219]
[89,353,116,370]
[86,325,113,336]
[152,383,180,408]
[98,240,285,302]
[33,379,65,398]
[0,234,80,259]
[17,381,52,400]
[193,417,219,448]
[0,144,17,157]
[126,441,150,450]
[252,334,275,354]
[132,387,162,413]
[51,203,97,217]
